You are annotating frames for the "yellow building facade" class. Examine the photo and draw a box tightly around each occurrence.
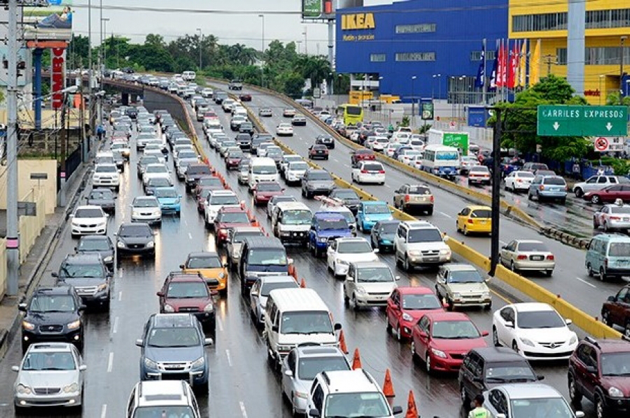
[509,0,630,104]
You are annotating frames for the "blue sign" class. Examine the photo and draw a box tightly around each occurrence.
[468,106,489,127]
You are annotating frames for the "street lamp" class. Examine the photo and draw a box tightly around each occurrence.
[196,28,202,70]
[432,73,441,99]
[626,79,630,97]
[599,74,605,105]
[411,75,417,126]
[259,14,265,87]
[303,27,308,55]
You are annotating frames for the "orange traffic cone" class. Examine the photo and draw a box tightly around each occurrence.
[300,278,306,288]
[338,330,348,354]
[405,390,418,418]
[382,369,395,398]
[291,267,298,280]
[352,348,362,370]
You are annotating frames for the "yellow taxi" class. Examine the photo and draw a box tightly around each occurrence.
[456,205,492,236]
[180,252,228,295]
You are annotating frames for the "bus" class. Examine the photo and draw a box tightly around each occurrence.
[421,145,460,180]
[336,103,364,126]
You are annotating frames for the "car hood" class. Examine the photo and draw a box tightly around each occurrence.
[516,327,574,343]
[18,370,79,389]
[72,216,105,224]
[167,297,211,309]
[145,345,203,362]
[602,377,630,395]
[431,337,487,353]
[183,268,225,279]
[157,197,180,204]
[337,252,379,263]
[60,277,107,287]
[356,281,397,294]
[378,232,396,242]
[318,230,352,238]
[448,282,489,294]
[307,180,334,189]
[363,213,393,221]
[402,307,442,322]
[25,311,80,325]
[119,236,152,245]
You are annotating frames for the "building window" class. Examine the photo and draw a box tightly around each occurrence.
[556,47,630,65]
[586,8,630,29]
[395,52,435,62]
[557,48,567,65]
[513,9,630,32]
[370,54,386,62]
[395,24,436,34]
[470,50,496,61]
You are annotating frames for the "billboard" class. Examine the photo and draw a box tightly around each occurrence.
[443,132,469,155]
[23,1,73,42]
[303,0,364,20]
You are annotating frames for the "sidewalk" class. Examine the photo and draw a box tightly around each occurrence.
[0,160,92,360]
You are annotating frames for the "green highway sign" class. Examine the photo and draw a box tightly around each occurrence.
[537,105,628,137]
[442,132,469,155]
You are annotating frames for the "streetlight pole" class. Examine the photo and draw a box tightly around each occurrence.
[259,14,265,87]
[432,73,441,100]
[411,75,417,127]
[102,18,109,69]
[88,0,93,134]
[303,27,308,55]
[621,36,627,104]
[196,28,202,70]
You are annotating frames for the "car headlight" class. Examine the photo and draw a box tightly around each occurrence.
[482,292,491,299]
[191,357,205,368]
[520,338,535,347]
[608,387,624,398]
[163,304,175,313]
[452,293,462,299]
[408,250,421,256]
[16,384,31,394]
[144,358,158,369]
[117,241,125,248]
[22,321,35,331]
[104,256,113,263]
[203,303,214,312]
[402,313,414,322]
[319,237,328,243]
[218,272,225,279]
[439,249,451,255]
[97,283,108,292]
[132,210,140,217]
[569,334,577,345]
[295,391,309,399]
[63,383,79,393]
[431,348,447,358]
[337,259,349,265]
[147,241,155,248]
[67,320,81,330]
[356,286,367,295]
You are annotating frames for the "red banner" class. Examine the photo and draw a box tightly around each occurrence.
[507,41,519,89]
[51,47,65,109]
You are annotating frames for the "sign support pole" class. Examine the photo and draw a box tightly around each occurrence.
[489,107,503,277]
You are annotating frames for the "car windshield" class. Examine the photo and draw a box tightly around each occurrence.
[252,165,277,175]
[74,208,103,218]
[432,320,480,339]
[119,225,151,237]
[178,151,197,159]
[334,190,359,200]
[228,151,244,158]
[78,238,110,251]
[209,195,239,205]
[290,162,308,170]
[517,310,566,329]
[447,269,484,283]
[402,294,442,310]
[517,242,549,252]
[436,151,459,160]
[155,189,178,198]
[22,352,77,371]
[470,167,489,173]
[408,186,431,195]
[30,295,76,312]
[319,218,348,230]
[610,207,630,214]
[309,172,332,181]
[601,352,630,376]
[147,327,200,348]
[248,249,287,266]
[89,190,114,200]
[199,177,222,187]
[268,149,282,157]
[357,267,393,282]
[485,363,537,381]
[324,392,390,418]
[363,163,383,171]
[96,165,117,173]
[298,356,350,380]
[260,281,297,297]
[281,311,333,334]
[220,212,250,223]
[60,263,104,278]
[233,231,264,243]
[140,156,159,165]
[133,407,195,418]
[510,398,573,418]
[377,223,397,234]
[408,228,443,243]
[257,183,282,192]
[187,166,212,175]
[283,210,312,225]
[186,255,221,269]
[609,242,630,257]
[134,199,158,208]
[338,241,372,254]
[364,204,389,214]
[167,281,209,298]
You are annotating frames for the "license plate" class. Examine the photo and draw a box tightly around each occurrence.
[624,218,630,222]
[479,220,486,223]
[426,257,438,262]
[531,256,544,261]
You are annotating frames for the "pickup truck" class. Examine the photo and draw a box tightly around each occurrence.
[228,79,243,90]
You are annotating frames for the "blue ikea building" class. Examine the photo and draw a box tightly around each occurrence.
[335,0,508,104]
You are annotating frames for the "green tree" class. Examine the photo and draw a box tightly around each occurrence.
[606,91,630,106]
[296,55,331,87]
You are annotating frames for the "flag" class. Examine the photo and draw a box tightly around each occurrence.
[500,40,508,87]
[496,41,504,88]
[507,40,519,89]
[518,39,527,88]
[529,39,541,85]
[475,42,485,88]
[489,44,499,90]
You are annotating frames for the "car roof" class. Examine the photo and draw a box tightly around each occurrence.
[75,205,103,211]
[63,253,103,263]
[443,263,477,272]
[296,345,345,358]
[465,205,492,210]
[136,381,191,407]
[151,313,197,328]
[471,347,531,362]
[424,311,470,321]
[167,273,207,284]
[351,261,389,269]
[402,220,436,229]
[362,201,387,206]
[187,251,219,258]
[276,201,309,211]
[336,237,370,244]
[318,370,379,393]
[314,212,346,220]
[583,337,630,353]
[511,302,553,312]
[497,383,563,399]
[243,236,284,249]
[28,342,75,353]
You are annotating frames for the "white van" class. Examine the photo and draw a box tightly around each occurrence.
[182,71,196,81]
[248,157,279,191]
[264,288,341,368]
[271,201,312,245]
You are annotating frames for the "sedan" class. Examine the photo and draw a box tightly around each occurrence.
[504,170,535,193]
[326,237,378,277]
[308,144,329,160]
[115,223,156,258]
[276,123,294,137]
[593,203,630,231]
[258,108,272,117]
[249,275,299,325]
[350,149,376,166]
[70,206,108,237]
[253,182,284,206]
[283,108,296,117]
[130,196,162,225]
[492,303,578,361]
[291,114,307,126]
[315,134,335,149]
[225,149,244,170]
[467,166,491,185]
[75,235,115,270]
[583,184,630,205]
[266,195,297,219]
[239,93,252,101]
[370,220,399,252]
[351,161,385,185]
[459,156,480,175]
[386,286,444,341]
[500,240,555,275]
[86,188,116,213]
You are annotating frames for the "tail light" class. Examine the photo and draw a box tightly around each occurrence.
[610,216,621,221]
[430,196,435,203]
[467,219,473,224]
[546,255,555,260]
[565,186,568,191]
[361,169,368,174]
[404,195,410,202]
[517,255,527,260]
[516,179,522,183]
[378,170,385,174]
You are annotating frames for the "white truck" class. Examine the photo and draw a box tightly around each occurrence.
[427,129,470,155]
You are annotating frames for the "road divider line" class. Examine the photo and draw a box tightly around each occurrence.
[239,401,248,418]
[118,267,123,279]
[107,352,114,373]
[101,404,107,418]
[575,277,597,288]
[118,291,122,301]
[217,317,224,333]
[188,232,193,240]
[439,211,452,219]
[226,349,232,367]
[113,316,119,334]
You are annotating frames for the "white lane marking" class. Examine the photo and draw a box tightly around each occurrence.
[226,349,232,367]
[385,184,391,189]
[118,267,123,279]
[107,352,114,372]
[576,277,597,288]
[499,240,507,246]
[184,220,188,226]
[239,401,248,418]
[118,291,122,301]
[333,158,340,163]
[101,404,107,418]
[217,317,224,332]
[188,232,193,240]
[113,317,119,334]
[439,211,452,219]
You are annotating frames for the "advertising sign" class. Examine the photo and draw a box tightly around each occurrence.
[443,132,469,155]
[304,0,364,20]
[23,1,74,42]
[468,106,490,127]
[421,100,434,120]
[51,47,66,110]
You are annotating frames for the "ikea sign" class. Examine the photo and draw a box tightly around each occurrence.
[341,13,375,30]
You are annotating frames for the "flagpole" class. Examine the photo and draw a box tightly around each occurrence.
[482,38,487,105]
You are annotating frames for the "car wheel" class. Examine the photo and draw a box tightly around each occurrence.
[386,318,392,333]
[601,309,613,327]
[403,255,412,272]
[527,192,533,201]
[395,323,402,341]
[593,218,599,229]
[575,188,584,198]
[587,263,594,277]
[595,394,608,418]
[446,298,454,311]
[463,225,469,236]
[599,267,607,282]
[460,385,470,405]
[511,340,519,354]
[492,327,500,347]
[591,195,601,204]
[604,222,610,232]
[568,374,583,404]
[625,321,630,339]
[411,341,419,362]
[352,293,359,311]
[510,261,517,273]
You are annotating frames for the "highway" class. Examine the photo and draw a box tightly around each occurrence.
[0,92,591,418]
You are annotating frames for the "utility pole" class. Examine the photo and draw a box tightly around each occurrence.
[6,0,19,296]
[489,107,503,276]
[259,14,265,87]
[97,0,103,127]
[88,0,94,135]
[543,54,556,76]
[196,28,202,70]
[620,36,627,104]
[303,27,308,55]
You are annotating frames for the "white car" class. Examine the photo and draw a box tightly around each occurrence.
[280,155,303,175]
[92,163,120,190]
[410,155,423,170]
[409,139,425,151]
[397,149,422,165]
[326,237,379,277]
[504,170,535,192]
[276,123,294,137]
[70,205,108,237]
[142,163,171,185]
[467,165,491,185]
[204,190,241,227]
[492,302,578,361]
[371,136,390,152]
[143,149,166,164]
[351,161,386,185]
[385,143,402,158]
[285,161,309,185]
[459,156,480,174]
[130,196,162,225]
[343,261,398,309]
[257,142,275,157]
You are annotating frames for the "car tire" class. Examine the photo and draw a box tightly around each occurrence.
[587,263,594,277]
[352,293,359,311]
[510,261,517,273]
[568,374,583,404]
[599,267,607,282]
[603,222,610,232]
[511,340,519,354]
[601,309,613,327]
[403,255,412,272]
[595,394,608,418]
[492,327,500,347]
[574,188,584,198]
[591,195,601,204]
[463,225,469,236]
[460,385,470,406]
[625,321,630,339]
[446,298,454,311]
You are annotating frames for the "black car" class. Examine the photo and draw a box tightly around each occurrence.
[115,223,156,258]
[75,235,115,270]
[235,133,252,151]
[144,176,173,195]
[251,134,274,154]
[239,122,254,136]
[369,220,399,252]
[184,164,213,192]
[125,107,138,120]
[52,253,111,309]
[19,285,85,353]
[329,188,362,213]
[86,188,116,213]
[458,347,540,406]
[315,134,335,149]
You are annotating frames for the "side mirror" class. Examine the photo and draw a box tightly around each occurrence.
[373,248,379,253]
[565,319,573,325]
[607,295,616,302]
[79,365,87,371]
[271,325,279,333]
[156,291,164,297]
[395,275,401,281]
[51,272,59,278]
[204,338,214,346]
[537,374,545,381]
[334,323,342,331]
[392,406,403,415]
[79,304,87,311]
[135,339,143,347]
[179,264,185,269]
[481,330,489,337]
[505,321,514,328]
[309,409,321,418]
[18,303,27,312]
[501,245,506,250]
[11,366,19,372]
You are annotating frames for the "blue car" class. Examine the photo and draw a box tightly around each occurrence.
[356,201,394,233]
[307,212,352,257]
[154,186,181,215]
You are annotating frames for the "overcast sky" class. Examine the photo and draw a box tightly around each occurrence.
[71,0,387,54]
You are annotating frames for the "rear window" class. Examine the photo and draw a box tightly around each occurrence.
[471,209,492,218]
[409,186,431,195]
[363,163,383,171]
[609,242,630,257]
[544,177,566,185]
[186,166,212,175]
[611,207,630,214]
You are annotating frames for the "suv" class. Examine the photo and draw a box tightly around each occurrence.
[306,369,403,418]
[573,175,620,198]
[393,221,451,271]
[308,212,352,257]
[157,272,216,336]
[126,380,201,418]
[436,264,491,310]
[568,336,630,418]
[184,164,212,192]
[238,236,291,294]
[356,201,393,233]
[19,286,85,352]
[301,169,335,199]
[228,79,243,90]
[601,284,630,333]
[528,175,568,204]
[392,184,434,215]
[136,314,213,390]
[53,254,111,309]
[344,261,398,309]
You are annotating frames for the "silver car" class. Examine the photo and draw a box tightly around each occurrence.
[267,195,297,219]
[13,343,86,411]
[226,227,265,269]
[483,383,584,418]
[281,345,351,416]
[593,203,630,231]
[249,275,299,325]
[499,239,555,276]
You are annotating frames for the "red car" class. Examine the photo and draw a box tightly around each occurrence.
[411,311,488,373]
[386,287,444,341]
[157,272,216,334]
[213,206,253,246]
[253,182,284,206]
[584,184,630,204]
[351,149,376,166]
[225,149,244,170]
[308,144,329,160]
[239,93,252,102]
[195,176,224,198]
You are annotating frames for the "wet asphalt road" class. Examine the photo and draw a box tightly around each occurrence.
[0,92,596,418]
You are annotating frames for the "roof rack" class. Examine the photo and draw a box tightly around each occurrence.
[314,195,345,207]
[584,336,599,347]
